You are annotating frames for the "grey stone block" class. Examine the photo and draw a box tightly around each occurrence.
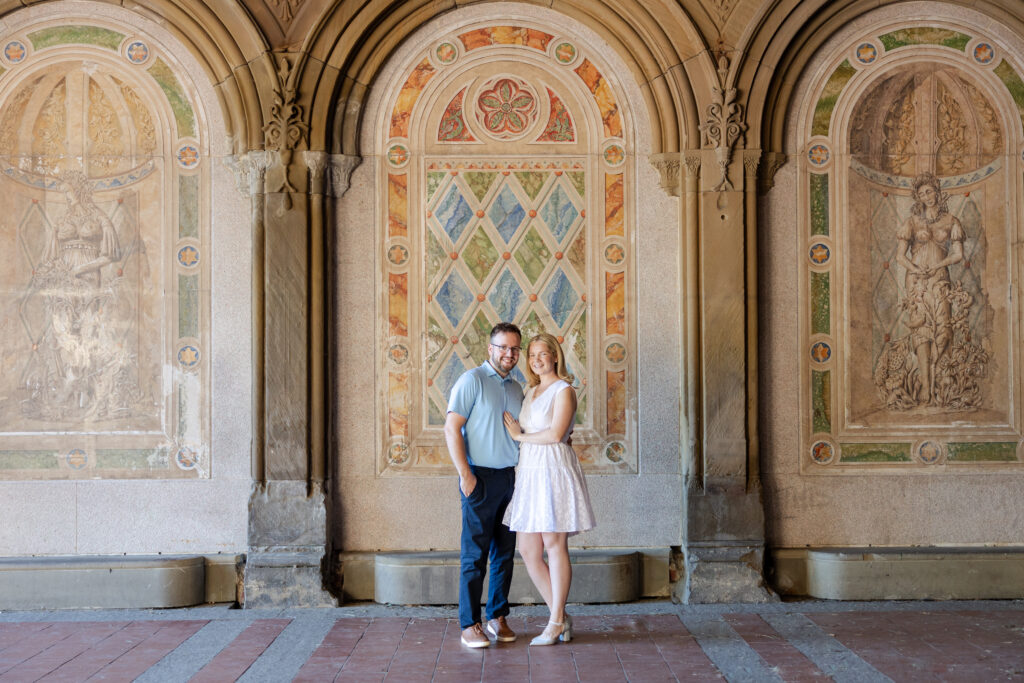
[0,555,205,609]
[205,554,243,604]
[243,550,337,608]
[370,549,648,605]
[770,547,1024,600]
[676,543,777,603]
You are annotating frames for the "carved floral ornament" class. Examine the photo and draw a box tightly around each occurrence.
[700,85,747,192]
[262,56,309,211]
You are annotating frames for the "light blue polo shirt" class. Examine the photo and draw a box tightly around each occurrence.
[447,361,524,469]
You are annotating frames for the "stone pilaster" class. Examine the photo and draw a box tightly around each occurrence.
[675,138,775,603]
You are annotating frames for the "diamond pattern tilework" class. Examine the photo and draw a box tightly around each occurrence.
[464,171,497,202]
[463,226,499,284]
[488,184,526,243]
[426,171,447,202]
[426,316,446,366]
[435,184,473,243]
[489,268,525,322]
[515,226,552,283]
[541,184,579,243]
[542,267,578,327]
[567,171,585,198]
[435,270,474,327]
[426,229,448,284]
[567,231,586,280]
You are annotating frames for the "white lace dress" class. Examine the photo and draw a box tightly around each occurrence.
[503,380,596,534]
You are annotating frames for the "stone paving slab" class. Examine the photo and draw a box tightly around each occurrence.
[0,600,1021,681]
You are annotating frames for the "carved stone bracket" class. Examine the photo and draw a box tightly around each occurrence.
[649,153,681,197]
[326,154,362,198]
[224,150,270,196]
[759,152,789,194]
[700,86,747,192]
[684,154,701,180]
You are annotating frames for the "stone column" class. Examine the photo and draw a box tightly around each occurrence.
[236,147,334,608]
[671,90,776,601]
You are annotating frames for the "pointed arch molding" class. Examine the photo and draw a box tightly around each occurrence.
[302,0,708,156]
[370,16,642,475]
[0,7,226,479]
[792,14,1024,472]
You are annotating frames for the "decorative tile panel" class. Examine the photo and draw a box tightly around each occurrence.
[0,23,207,479]
[801,26,1023,473]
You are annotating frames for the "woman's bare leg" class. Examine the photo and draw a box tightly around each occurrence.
[542,532,571,624]
[518,532,553,610]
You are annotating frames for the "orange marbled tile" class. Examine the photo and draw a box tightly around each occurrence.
[389,272,409,337]
[605,271,625,335]
[459,27,494,51]
[388,174,408,237]
[606,370,626,434]
[526,28,553,51]
[388,371,409,437]
[417,446,446,465]
[390,58,436,138]
[573,59,622,137]
[605,173,623,236]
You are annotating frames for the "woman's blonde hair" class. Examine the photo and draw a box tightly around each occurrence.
[523,333,574,387]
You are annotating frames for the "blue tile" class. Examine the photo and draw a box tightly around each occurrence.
[488,269,525,322]
[541,184,579,243]
[435,185,473,243]
[542,268,578,327]
[437,352,468,402]
[487,185,526,243]
[435,270,474,327]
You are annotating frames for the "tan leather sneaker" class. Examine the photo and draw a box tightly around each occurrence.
[461,623,491,648]
[486,616,516,642]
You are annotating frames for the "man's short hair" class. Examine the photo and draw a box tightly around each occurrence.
[490,322,522,341]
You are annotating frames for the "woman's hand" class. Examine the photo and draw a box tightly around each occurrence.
[503,411,522,440]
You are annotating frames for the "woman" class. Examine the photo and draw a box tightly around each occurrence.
[502,333,595,645]
[894,172,964,405]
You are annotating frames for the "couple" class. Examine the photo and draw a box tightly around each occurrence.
[444,322,596,648]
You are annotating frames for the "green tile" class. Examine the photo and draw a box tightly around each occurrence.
[878,28,971,51]
[426,171,447,203]
[811,272,830,335]
[179,274,199,338]
[94,448,169,469]
[812,370,831,433]
[514,226,551,284]
[29,26,124,51]
[514,171,547,200]
[462,311,493,366]
[567,231,586,281]
[519,309,545,342]
[463,172,497,203]
[840,443,911,462]
[947,442,1018,462]
[810,173,829,236]
[427,316,447,367]
[571,311,587,366]
[179,174,199,239]
[812,60,856,136]
[148,58,196,138]
[428,398,445,426]
[462,226,498,284]
[575,391,586,424]
[0,451,59,469]
[994,60,1024,130]
[567,171,585,198]
[177,386,188,437]
[426,229,448,283]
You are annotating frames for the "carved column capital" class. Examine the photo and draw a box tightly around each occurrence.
[301,150,328,196]
[743,149,762,178]
[699,86,747,192]
[224,150,270,196]
[327,154,362,198]
[759,152,789,194]
[684,153,701,179]
[649,153,681,197]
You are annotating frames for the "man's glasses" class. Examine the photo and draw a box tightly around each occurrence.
[490,344,521,354]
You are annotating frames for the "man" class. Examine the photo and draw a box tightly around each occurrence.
[444,322,525,648]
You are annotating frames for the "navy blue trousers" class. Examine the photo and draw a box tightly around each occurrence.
[459,465,516,628]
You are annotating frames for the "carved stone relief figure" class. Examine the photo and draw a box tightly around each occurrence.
[874,172,987,410]
[0,63,160,430]
[846,62,1005,425]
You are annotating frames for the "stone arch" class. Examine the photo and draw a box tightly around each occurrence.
[301,0,712,156]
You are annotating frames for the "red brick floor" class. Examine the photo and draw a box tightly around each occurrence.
[0,607,1021,681]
